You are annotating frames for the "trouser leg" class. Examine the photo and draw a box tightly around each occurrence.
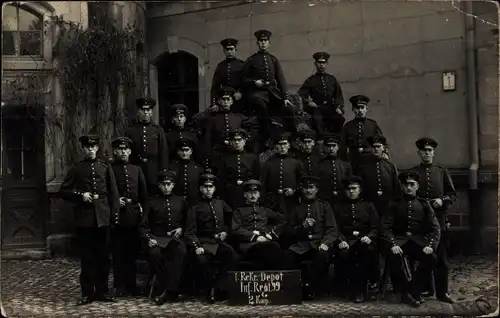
[94,227,111,295]
[76,227,96,297]
[163,241,187,294]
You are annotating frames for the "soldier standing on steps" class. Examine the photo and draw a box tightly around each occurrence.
[126,98,169,195]
[140,171,188,305]
[109,137,148,297]
[59,135,119,305]
[410,137,456,304]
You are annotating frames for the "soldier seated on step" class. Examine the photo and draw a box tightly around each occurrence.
[139,171,188,305]
[184,173,238,304]
[380,171,440,308]
[231,179,287,271]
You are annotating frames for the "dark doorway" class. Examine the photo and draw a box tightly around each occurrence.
[1,104,47,250]
[156,51,199,131]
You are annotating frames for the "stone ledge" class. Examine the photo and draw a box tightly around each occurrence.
[1,248,50,260]
[47,233,78,257]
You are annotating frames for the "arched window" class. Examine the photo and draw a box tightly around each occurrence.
[2,3,43,56]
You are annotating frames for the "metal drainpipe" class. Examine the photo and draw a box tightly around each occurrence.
[465,1,479,190]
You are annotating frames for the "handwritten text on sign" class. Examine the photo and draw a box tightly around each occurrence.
[228,270,302,306]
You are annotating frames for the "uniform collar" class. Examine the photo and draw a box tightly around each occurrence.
[420,162,434,167]
[84,157,98,162]
[354,117,366,122]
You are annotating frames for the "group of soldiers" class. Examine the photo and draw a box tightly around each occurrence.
[58,29,457,309]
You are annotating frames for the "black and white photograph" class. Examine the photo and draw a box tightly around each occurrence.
[0,0,498,316]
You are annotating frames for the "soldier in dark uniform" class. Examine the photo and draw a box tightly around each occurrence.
[241,29,295,151]
[126,98,169,195]
[283,176,338,300]
[59,135,119,305]
[169,136,204,207]
[357,135,401,217]
[140,171,188,305]
[334,176,380,303]
[185,174,238,303]
[292,129,322,177]
[165,104,199,162]
[203,86,251,167]
[261,132,305,221]
[318,133,353,206]
[298,52,345,137]
[211,38,245,113]
[231,180,286,270]
[410,137,456,304]
[339,95,383,173]
[381,171,440,308]
[109,137,148,297]
[216,128,261,214]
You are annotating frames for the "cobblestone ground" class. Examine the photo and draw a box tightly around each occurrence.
[1,255,498,317]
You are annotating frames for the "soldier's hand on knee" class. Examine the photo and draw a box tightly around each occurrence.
[119,197,127,207]
[256,236,267,243]
[360,236,372,244]
[173,227,183,238]
[319,243,329,251]
[338,241,349,250]
[195,247,205,255]
[82,192,93,203]
[218,231,227,241]
[423,246,434,255]
[148,239,158,248]
[391,245,403,255]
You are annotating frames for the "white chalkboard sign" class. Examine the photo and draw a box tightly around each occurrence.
[227,270,302,306]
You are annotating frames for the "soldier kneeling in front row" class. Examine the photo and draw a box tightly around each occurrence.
[334,176,380,303]
[140,171,188,305]
[283,176,338,300]
[232,180,286,270]
[185,174,238,303]
[381,171,440,307]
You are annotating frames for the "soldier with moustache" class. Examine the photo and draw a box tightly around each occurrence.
[333,176,380,303]
[241,29,295,151]
[261,132,305,221]
[381,171,440,308]
[292,129,322,177]
[126,98,169,195]
[231,180,287,270]
[203,86,252,171]
[339,95,383,174]
[357,135,401,217]
[59,135,120,305]
[410,137,456,304]
[210,38,245,113]
[165,104,199,163]
[109,137,148,297]
[184,174,238,303]
[283,176,338,300]
[140,171,188,305]
[298,52,345,137]
[216,128,261,215]
[318,134,353,206]
[169,136,204,208]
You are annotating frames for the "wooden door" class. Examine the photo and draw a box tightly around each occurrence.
[1,104,47,249]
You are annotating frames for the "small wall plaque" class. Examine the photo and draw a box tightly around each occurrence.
[442,71,456,91]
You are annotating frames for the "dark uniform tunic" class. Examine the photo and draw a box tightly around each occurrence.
[110,161,148,292]
[170,159,204,207]
[381,196,440,294]
[232,203,286,270]
[185,198,238,292]
[298,72,345,136]
[410,163,456,296]
[203,110,249,159]
[261,154,305,219]
[318,155,352,205]
[334,199,380,290]
[339,118,383,173]
[59,158,120,297]
[283,198,339,293]
[165,127,199,162]
[217,150,261,210]
[357,156,402,217]
[126,122,169,194]
[293,150,322,177]
[211,57,245,106]
[140,194,188,294]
